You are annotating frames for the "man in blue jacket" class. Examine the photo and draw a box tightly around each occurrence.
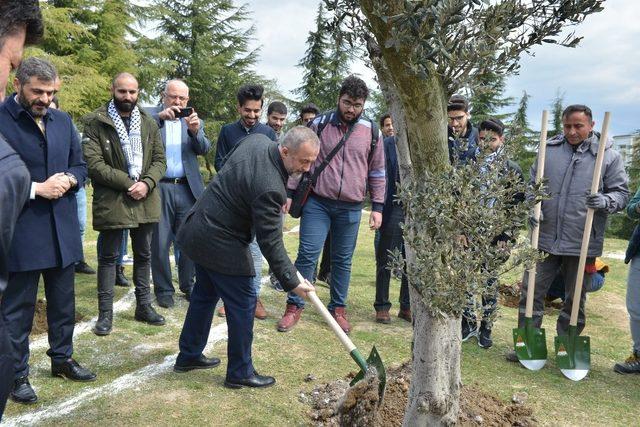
[148,79,211,308]
[447,94,478,165]
[0,57,96,405]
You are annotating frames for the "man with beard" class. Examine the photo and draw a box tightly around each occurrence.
[0,57,96,405]
[82,72,167,336]
[277,75,386,334]
[175,126,317,388]
[447,94,478,165]
[266,101,287,140]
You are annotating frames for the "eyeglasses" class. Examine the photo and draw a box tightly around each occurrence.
[447,114,466,123]
[165,94,189,102]
[340,98,364,111]
[480,136,499,143]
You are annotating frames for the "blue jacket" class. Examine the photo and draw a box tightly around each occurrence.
[381,136,401,229]
[147,106,211,198]
[214,120,277,171]
[0,95,87,272]
[448,123,478,165]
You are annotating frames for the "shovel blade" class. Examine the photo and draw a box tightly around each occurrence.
[350,346,386,400]
[513,321,548,371]
[555,327,590,381]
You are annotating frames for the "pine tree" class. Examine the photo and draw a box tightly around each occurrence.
[551,89,565,136]
[507,91,537,179]
[468,69,513,123]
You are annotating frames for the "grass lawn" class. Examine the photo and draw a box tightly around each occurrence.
[2,187,639,426]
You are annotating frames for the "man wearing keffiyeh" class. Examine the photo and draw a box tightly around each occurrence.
[82,73,167,336]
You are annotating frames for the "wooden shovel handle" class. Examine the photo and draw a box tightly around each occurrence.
[569,112,611,327]
[297,272,356,353]
[525,110,549,318]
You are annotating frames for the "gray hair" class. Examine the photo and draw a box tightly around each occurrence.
[15,57,57,85]
[281,126,320,151]
[164,79,188,92]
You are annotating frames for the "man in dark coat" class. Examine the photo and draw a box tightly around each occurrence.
[0,57,96,406]
[0,1,43,418]
[174,126,317,388]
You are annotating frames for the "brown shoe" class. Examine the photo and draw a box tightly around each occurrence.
[277,304,303,332]
[255,299,267,320]
[330,307,351,334]
[375,310,391,324]
[217,305,226,317]
[398,308,412,323]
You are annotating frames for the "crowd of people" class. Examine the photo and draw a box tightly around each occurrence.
[1,0,639,421]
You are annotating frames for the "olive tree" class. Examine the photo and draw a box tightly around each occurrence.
[323,1,605,425]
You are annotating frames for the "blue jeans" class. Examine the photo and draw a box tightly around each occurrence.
[76,186,87,243]
[287,195,362,310]
[250,238,263,296]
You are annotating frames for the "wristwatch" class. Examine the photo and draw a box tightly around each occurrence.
[64,172,78,188]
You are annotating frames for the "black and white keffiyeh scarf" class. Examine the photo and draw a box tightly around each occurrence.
[108,100,143,180]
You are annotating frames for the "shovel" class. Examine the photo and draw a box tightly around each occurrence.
[297,272,386,399]
[513,110,549,371]
[554,111,611,381]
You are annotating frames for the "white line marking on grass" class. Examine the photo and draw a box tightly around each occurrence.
[602,251,624,261]
[30,288,136,351]
[4,323,228,427]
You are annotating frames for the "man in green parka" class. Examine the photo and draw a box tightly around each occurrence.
[82,73,167,336]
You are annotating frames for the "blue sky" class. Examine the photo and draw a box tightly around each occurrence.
[244,0,638,136]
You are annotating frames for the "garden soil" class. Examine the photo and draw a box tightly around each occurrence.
[32,299,85,335]
[305,362,537,426]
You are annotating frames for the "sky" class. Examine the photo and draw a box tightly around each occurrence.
[243,0,639,136]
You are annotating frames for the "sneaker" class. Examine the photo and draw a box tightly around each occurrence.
[478,323,493,349]
[277,304,303,332]
[269,273,284,292]
[255,299,267,320]
[375,310,391,324]
[217,305,226,317]
[461,319,477,342]
[75,261,96,274]
[121,254,134,266]
[614,351,640,374]
[330,307,351,334]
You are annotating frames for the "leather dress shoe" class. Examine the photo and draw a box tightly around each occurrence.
[224,371,275,389]
[375,310,391,324]
[156,294,175,308]
[183,289,191,301]
[135,304,165,326]
[75,260,96,274]
[52,358,97,382]
[11,376,38,404]
[174,354,221,373]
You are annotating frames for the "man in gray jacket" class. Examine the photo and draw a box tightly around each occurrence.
[513,105,628,353]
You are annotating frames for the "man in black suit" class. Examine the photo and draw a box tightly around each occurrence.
[148,79,211,308]
[174,126,317,388]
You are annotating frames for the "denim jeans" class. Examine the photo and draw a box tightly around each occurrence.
[626,254,640,353]
[287,195,362,310]
[75,186,87,244]
[250,238,263,296]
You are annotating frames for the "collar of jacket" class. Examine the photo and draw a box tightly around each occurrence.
[4,92,55,124]
[552,131,611,156]
[92,102,151,129]
[327,109,365,129]
[268,143,288,183]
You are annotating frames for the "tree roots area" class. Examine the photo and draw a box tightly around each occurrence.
[305,363,536,426]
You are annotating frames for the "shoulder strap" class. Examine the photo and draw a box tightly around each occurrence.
[310,122,356,184]
[368,120,379,164]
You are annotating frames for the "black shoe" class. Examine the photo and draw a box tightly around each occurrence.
[461,319,477,342]
[478,323,493,349]
[135,304,165,326]
[10,376,38,404]
[174,354,221,373]
[157,294,175,308]
[93,310,113,336]
[52,358,97,382]
[269,272,284,292]
[224,372,276,389]
[75,261,96,274]
[614,351,640,374]
[115,265,129,287]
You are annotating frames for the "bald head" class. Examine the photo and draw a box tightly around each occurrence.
[111,72,137,88]
[111,72,139,115]
[163,79,189,108]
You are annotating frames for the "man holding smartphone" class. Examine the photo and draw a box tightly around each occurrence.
[148,79,211,309]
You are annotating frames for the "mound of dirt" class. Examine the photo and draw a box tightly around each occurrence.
[32,299,85,335]
[499,282,521,309]
[306,363,537,426]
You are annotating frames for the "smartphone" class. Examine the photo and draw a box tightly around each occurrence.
[174,107,193,118]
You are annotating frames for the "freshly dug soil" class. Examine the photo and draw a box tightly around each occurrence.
[32,299,85,335]
[306,363,537,426]
[500,281,563,312]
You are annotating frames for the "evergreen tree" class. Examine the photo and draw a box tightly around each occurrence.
[551,89,565,136]
[468,69,513,123]
[507,91,537,179]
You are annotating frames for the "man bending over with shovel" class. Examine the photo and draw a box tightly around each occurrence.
[174,127,318,388]
[507,105,628,362]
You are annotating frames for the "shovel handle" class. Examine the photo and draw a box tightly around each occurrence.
[569,112,611,327]
[525,110,549,318]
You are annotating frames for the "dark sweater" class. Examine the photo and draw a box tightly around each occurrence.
[214,120,277,171]
[177,134,298,291]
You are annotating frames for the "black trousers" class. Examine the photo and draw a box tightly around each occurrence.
[97,223,154,311]
[0,310,13,420]
[374,205,410,312]
[1,265,75,379]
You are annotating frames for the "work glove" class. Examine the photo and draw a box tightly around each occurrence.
[528,211,543,229]
[586,193,608,211]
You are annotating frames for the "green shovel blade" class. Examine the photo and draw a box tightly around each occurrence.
[350,346,386,400]
[555,325,590,381]
[512,318,547,371]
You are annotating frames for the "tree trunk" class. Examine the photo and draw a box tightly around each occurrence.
[361,2,462,425]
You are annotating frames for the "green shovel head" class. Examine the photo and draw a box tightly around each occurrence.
[512,318,547,371]
[555,325,590,381]
[350,346,386,400]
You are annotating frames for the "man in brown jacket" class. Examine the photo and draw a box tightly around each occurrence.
[83,73,167,336]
